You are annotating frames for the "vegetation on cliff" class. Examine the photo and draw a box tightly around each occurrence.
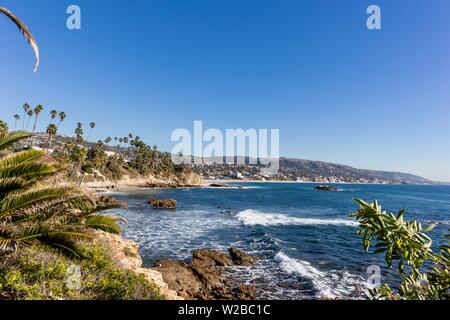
[0,131,163,300]
[3,104,198,188]
[0,245,162,300]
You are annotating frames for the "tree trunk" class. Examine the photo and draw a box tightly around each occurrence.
[48,134,53,150]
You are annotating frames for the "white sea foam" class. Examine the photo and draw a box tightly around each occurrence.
[274,252,366,298]
[235,209,358,227]
[120,208,239,261]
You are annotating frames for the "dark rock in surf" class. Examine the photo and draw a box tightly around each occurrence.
[229,247,256,266]
[314,185,339,192]
[153,248,257,300]
[148,198,177,209]
[209,183,244,189]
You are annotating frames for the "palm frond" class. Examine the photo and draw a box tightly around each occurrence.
[0,162,57,181]
[0,149,45,170]
[0,6,39,72]
[0,132,32,151]
[0,223,19,253]
[0,187,74,220]
[36,231,90,258]
[84,215,122,234]
[0,178,27,197]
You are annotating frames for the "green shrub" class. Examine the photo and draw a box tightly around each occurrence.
[350,199,449,300]
[0,245,163,300]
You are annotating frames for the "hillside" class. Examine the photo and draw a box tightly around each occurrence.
[26,133,432,184]
[279,158,431,184]
[193,156,433,184]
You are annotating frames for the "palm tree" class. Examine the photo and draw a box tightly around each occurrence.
[32,105,43,133]
[86,122,96,141]
[22,103,30,130]
[0,6,39,72]
[75,123,83,145]
[104,137,112,145]
[50,110,57,124]
[57,111,67,135]
[0,132,122,257]
[25,110,33,130]
[13,114,20,131]
[58,111,66,126]
[46,124,57,149]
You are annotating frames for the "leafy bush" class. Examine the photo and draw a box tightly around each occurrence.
[350,199,449,300]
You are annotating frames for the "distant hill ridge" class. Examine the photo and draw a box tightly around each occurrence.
[35,133,433,184]
[191,155,433,184]
[279,157,432,184]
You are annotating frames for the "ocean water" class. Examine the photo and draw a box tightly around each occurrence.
[108,183,450,299]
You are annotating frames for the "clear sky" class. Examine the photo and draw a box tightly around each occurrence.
[0,0,449,181]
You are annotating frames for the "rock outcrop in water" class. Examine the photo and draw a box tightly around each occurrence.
[229,247,256,266]
[153,248,257,300]
[149,198,177,209]
[209,183,244,188]
[314,185,339,191]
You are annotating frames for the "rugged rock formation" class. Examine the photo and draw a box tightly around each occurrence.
[82,171,204,191]
[97,195,123,207]
[153,248,257,300]
[229,247,256,266]
[93,230,182,300]
[149,198,177,209]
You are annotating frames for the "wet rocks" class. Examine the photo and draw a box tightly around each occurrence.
[314,185,339,191]
[229,247,256,266]
[209,183,244,189]
[148,198,177,209]
[96,195,125,208]
[152,259,203,297]
[153,248,257,300]
[192,249,234,267]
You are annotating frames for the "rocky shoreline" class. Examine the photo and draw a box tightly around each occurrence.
[153,248,257,300]
[86,174,260,300]
[93,230,182,300]
[95,230,258,300]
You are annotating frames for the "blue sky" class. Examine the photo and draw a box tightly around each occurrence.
[0,0,449,181]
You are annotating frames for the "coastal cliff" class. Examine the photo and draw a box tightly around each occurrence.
[93,230,258,300]
[93,230,183,300]
[81,170,204,191]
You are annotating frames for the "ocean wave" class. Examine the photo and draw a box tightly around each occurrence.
[235,209,358,227]
[97,190,128,195]
[274,252,366,298]
[423,219,450,226]
[202,186,262,189]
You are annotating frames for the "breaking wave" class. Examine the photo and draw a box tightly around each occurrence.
[235,209,358,227]
[274,252,366,298]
